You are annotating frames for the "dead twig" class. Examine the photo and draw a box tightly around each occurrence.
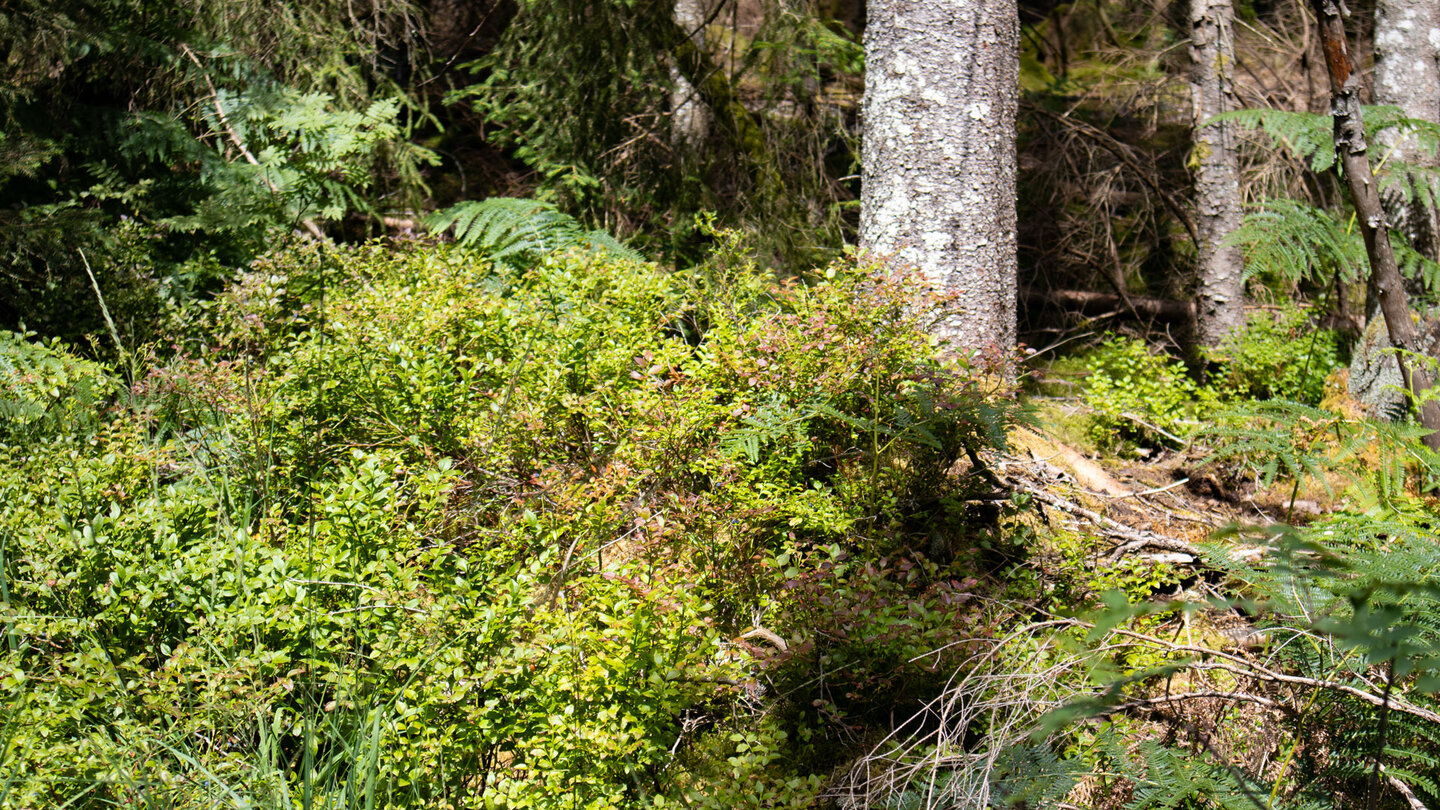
[1023,101,1202,249]
[1111,626,1440,726]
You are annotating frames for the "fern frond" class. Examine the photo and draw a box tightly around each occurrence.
[1118,740,1270,810]
[1366,105,1440,159]
[1197,399,1344,489]
[424,197,642,268]
[1393,231,1440,298]
[1217,105,1440,175]
[0,331,115,442]
[719,396,822,464]
[1226,198,1365,286]
[1214,108,1336,172]
[987,742,1079,808]
[1197,399,1430,502]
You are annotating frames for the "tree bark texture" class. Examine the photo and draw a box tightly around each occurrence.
[1190,0,1247,346]
[1311,0,1440,448]
[861,0,1019,358]
[671,0,712,151]
[1373,0,1440,260]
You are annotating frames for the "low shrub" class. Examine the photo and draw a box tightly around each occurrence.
[1081,335,1211,450]
[2,239,1022,807]
[1206,303,1341,405]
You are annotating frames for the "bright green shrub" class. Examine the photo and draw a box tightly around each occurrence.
[1082,335,1211,449]
[1205,303,1341,405]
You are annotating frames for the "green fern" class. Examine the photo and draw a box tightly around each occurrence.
[1218,106,1440,296]
[987,742,1080,808]
[1217,105,1440,174]
[424,197,643,268]
[0,331,115,442]
[1226,198,1365,286]
[719,395,824,464]
[1196,400,1347,490]
[1394,236,1440,298]
[168,88,434,233]
[1196,399,1432,498]
[1214,108,1336,173]
[1306,694,1440,806]
[1202,513,1440,807]
[1122,741,1268,810]
[1229,197,1440,293]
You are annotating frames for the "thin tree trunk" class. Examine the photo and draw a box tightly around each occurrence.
[668,18,765,164]
[1190,0,1246,346]
[861,0,1019,361]
[1311,0,1440,449]
[671,0,711,151]
[1373,0,1440,262]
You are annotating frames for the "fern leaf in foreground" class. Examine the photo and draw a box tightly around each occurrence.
[424,197,643,267]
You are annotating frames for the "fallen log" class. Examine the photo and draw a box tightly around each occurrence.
[1023,287,1196,323]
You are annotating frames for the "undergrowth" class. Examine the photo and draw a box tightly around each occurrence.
[1079,303,1341,452]
[0,238,1022,808]
[8,236,1440,810]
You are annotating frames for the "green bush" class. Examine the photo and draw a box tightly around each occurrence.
[1082,335,1211,450]
[2,239,1020,808]
[0,0,434,345]
[1205,303,1341,405]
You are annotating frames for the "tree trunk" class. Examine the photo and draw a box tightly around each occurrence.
[1190,0,1247,346]
[671,0,712,151]
[1311,0,1440,449]
[1373,0,1440,262]
[861,0,1019,360]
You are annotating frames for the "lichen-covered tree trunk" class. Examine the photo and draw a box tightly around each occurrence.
[671,0,711,151]
[861,0,1019,358]
[1373,0,1440,260]
[1190,0,1246,346]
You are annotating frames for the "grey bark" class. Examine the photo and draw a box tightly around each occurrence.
[861,0,1019,358]
[1349,312,1440,419]
[1190,0,1247,346]
[1373,0,1440,261]
[671,0,712,151]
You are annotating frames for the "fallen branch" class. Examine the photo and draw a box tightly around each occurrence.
[1103,689,1295,718]
[380,215,420,231]
[740,626,789,653]
[1022,287,1196,323]
[1118,411,1188,447]
[1109,477,1191,500]
[1112,626,1440,726]
[1009,482,1203,563]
